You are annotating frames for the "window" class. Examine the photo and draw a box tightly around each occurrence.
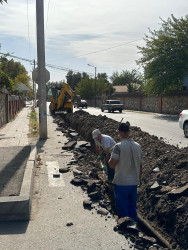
[109,100,120,104]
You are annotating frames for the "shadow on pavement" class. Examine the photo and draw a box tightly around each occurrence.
[0,146,31,196]
[154,114,179,122]
[0,220,29,235]
[36,139,47,154]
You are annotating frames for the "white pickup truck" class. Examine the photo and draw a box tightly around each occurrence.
[179,110,188,138]
[101,100,124,113]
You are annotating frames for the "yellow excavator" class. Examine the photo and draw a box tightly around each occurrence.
[49,82,81,114]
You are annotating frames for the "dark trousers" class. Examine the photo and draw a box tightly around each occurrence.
[114,184,137,221]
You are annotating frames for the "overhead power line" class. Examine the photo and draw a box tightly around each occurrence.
[26,0,31,61]
[0,52,94,76]
[50,38,143,63]
[46,0,51,32]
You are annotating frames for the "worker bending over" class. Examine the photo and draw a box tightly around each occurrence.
[92,129,115,181]
[109,123,142,222]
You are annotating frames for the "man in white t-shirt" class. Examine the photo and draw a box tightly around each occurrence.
[108,123,142,221]
[92,129,116,181]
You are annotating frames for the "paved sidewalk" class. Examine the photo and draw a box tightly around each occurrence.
[0,106,31,147]
[0,106,32,197]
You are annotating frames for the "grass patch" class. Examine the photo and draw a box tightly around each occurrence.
[28,107,39,138]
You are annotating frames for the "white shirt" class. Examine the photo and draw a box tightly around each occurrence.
[111,139,142,186]
[95,134,116,150]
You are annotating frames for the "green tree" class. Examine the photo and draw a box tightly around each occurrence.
[0,56,32,94]
[76,77,94,99]
[110,69,142,93]
[66,70,81,90]
[137,15,188,95]
[0,70,14,91]
[0,57,27,80]
[65,70,91,90]
[97,73,108,82]
[75,77,113,99]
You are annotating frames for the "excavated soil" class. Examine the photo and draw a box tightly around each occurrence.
[56,110,188,249]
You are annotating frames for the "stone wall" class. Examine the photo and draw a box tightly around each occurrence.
[88,91,188,115]
[142,96,160,113]
[0,91,7,128]
[162,95,188,114]
[110,91,188,114]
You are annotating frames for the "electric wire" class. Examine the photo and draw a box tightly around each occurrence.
[50,38,143,63]
[0,52,94,75]
[26,0,31,61]
[46,0,51,32]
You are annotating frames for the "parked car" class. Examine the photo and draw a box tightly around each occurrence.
[179,110,188,138]
[74,100,88,108]
[101,100,124,113]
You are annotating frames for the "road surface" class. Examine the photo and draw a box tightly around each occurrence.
[80,107,188,148]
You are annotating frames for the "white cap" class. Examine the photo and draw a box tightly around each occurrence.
[92,129,100,139]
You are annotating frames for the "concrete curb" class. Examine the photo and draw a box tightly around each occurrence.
[0,145,36,221]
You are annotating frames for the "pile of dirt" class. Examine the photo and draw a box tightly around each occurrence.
[57,110,188,249]
[55,117,163,249]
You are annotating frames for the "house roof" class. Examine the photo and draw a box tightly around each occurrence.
[15,83,30,92]
[113,85,128,93]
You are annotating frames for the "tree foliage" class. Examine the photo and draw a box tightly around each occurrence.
[110,69,142,93]
[65,70,90,90]
[0,55,32,96]
[137,15,188,95]
[75,76,113,99]
[97,73,108,82]
[0,70,13,91]
[0,58,27,80]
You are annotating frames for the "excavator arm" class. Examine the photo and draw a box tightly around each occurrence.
[57,82,74,110]
[49,82,74,114]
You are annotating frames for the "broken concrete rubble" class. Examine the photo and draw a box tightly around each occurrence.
[83,200,92,209]
[168,184,188,200]
[59,167,70,173]
[62,141,77,150]
[97,208,108,216]
[149,181,161,191]
[88,191,101,201]
[71,178,88,186]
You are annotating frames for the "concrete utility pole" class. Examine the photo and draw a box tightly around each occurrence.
[87,64,97,107]
[94,66,97,108]
[36,0,47,139]
[32,59,37,108]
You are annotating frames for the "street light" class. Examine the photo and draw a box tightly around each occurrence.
[87,64,97,108]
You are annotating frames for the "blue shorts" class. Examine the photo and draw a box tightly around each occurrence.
[114,184,137,221]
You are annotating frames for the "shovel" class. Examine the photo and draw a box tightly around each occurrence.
[97,157,107,181]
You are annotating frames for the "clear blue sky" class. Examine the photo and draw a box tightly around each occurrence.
[0,0,187,83]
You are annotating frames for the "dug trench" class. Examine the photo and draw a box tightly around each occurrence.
[54,110,188,250]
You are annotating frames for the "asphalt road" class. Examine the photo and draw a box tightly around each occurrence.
[80,107,188,148]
